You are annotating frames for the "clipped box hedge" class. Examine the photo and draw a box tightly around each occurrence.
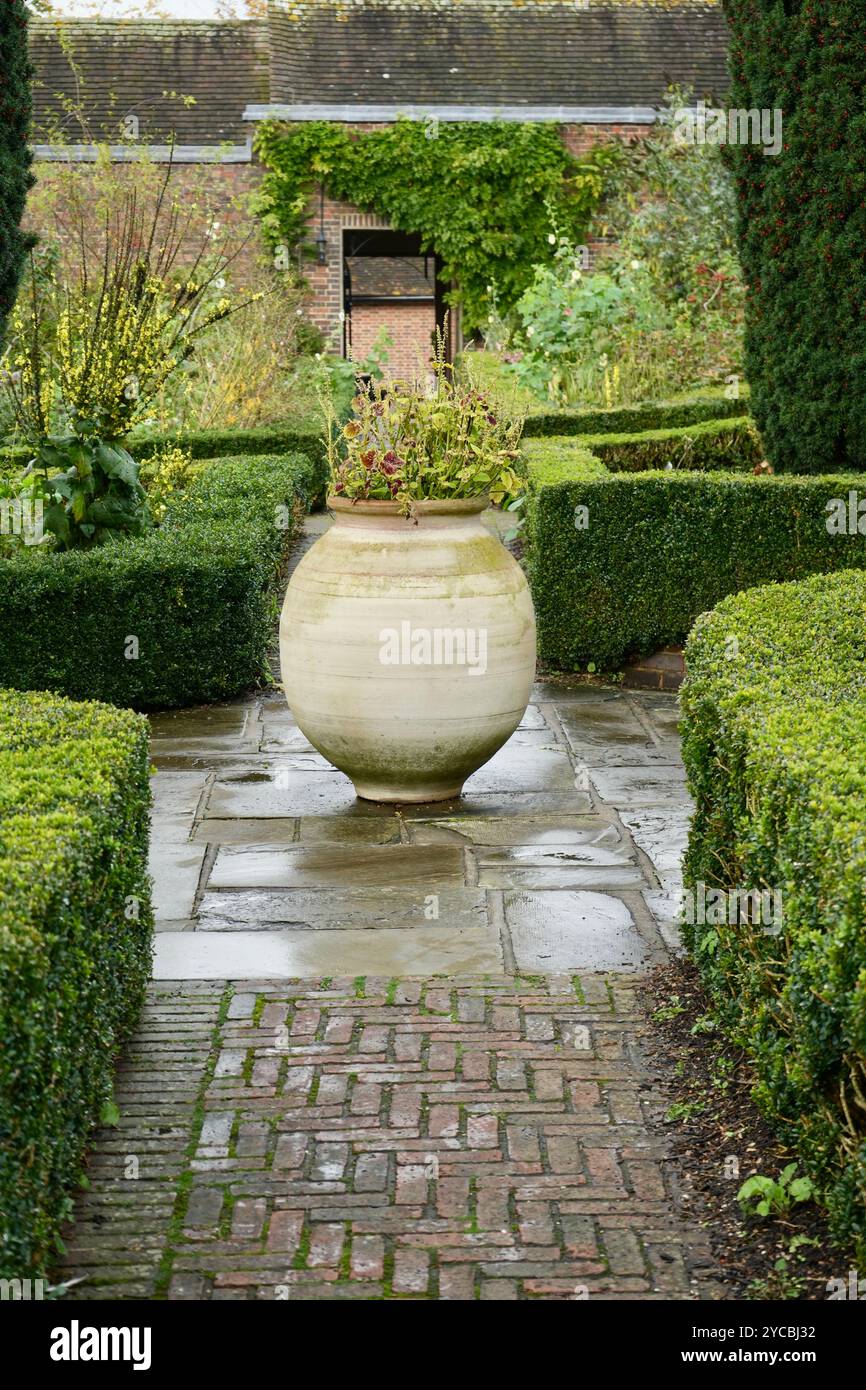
[583,415,762,473]
[0,451,316,709]
[0,689,153,1276]
[681,570,866,1258]
[1,420,327,491]
[130,421,323,469]
[524,385,749,438]
[525,433,866,670]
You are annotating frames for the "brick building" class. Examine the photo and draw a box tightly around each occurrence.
[29,2,729,377]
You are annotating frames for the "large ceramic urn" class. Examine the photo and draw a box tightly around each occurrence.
[280,495,536,802]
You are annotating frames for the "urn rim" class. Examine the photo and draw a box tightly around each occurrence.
[327,493,490,518]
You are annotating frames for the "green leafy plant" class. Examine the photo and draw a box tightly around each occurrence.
[737,1165,815,1220]
[520,382,749,439]
[22,434,150,549]
[652,995,687,1023]
[599,87,741,313]
[508,233,665,405]
[293,326,394,428]
[665,1100,706,1122]
[745,1258,805,1301]
[1,168,268,547]
[327,340,525,512]
[4,175,258,444]
[0,688,153,1277]
[500,90,744,407]
[523,433,866,674]
[0,451,317,709]
[21,148,317,436]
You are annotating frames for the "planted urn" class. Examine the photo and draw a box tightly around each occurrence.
[280,363,536,803]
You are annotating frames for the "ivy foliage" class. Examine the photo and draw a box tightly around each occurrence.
[254,119,617,332]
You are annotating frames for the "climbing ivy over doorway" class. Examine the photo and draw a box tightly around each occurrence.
[254,119,618,332]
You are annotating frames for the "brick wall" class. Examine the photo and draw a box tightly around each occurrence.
[561,124,653,269]
[301,193,386,349]
[26,160,268,288]
[561,122,652,156]
[348,301,437,380]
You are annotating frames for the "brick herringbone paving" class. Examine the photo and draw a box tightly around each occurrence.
[60,973,719,1301]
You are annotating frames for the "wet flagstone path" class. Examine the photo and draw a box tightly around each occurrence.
[57,520,722,1301]
[148,680,688,978]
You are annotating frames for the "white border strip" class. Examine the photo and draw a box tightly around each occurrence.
[243,103,658,124]
[32,143,253,163]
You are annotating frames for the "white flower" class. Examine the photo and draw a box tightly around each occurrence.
[571,269,582,282]
[547,234,556,245]
[215,277,226,290]
[526,325,535,337]
[630,259,641,270]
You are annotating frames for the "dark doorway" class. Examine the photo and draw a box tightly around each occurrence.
[342,228,452,368]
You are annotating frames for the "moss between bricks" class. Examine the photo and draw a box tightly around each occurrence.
[153,984,233,1299]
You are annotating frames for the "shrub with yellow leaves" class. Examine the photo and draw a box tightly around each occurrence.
[139,444,196,524]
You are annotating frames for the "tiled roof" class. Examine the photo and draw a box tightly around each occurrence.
[27,7,730,148]
[347,256,436,298]
[270,2,730,107]
[29,20,269,145]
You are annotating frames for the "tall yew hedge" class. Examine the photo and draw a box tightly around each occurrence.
[724,1,866,473]
[0,0,34,348]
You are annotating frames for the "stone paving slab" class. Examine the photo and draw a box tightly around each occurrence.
[479,864,646,891]
[154,930,505,980]
[196,886,490,932]
[146,674,692,973]
[209,844,468,890]
[59,975,720,1302]
[502,890,655,972]
[617,806,692,874]
[560,702,681,768]
[588,766,690,808]
[407,816,618,848]
[193,817,400,845]
[148,843,207,921]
